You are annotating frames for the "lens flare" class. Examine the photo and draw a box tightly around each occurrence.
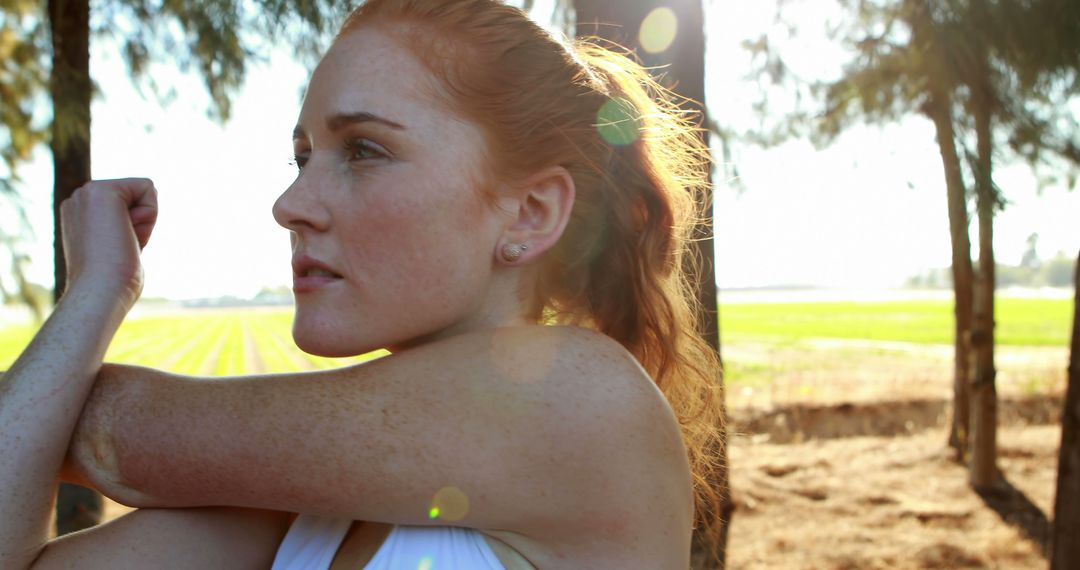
[418,556,434,570]
[639,7,678,54]
[429,486,469,521]
[596,97,642,146]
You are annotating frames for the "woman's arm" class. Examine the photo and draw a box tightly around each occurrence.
[0,179,157,568]
[68,325,692,553]
[31,507,291,570]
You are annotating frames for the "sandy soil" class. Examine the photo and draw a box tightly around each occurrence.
[725,424,1058,569]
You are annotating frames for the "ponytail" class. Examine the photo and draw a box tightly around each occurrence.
[548,42,727,551]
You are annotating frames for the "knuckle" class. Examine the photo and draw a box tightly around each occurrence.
[79,182,104,197]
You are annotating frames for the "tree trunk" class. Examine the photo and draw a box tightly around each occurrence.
[909,0,975,462]
[922,85,975,462]
[969,81,999,490]
[1050,250,1080,569]
[574,2,729,566]
[48,0,103,534]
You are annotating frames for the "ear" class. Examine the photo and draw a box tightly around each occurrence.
[496,166,575,265]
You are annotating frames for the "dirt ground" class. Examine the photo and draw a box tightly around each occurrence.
[717,339,1063,569]
[725,423,1058,569]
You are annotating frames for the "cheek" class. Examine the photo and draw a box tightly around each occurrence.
[342,180,495,307]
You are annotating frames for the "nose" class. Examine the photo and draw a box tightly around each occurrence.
[272,173,331,233]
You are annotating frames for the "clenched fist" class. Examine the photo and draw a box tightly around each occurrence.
[60,178,159,309]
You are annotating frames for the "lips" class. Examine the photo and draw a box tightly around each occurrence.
[292,254,344,293]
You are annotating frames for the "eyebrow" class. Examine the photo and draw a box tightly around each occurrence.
[293,112,406,140]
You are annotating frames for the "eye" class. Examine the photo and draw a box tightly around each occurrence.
[290,151,309,171]
[345,138,388,162]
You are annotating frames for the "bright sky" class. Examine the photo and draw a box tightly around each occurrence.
[6,0,1079,300]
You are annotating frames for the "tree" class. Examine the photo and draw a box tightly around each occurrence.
[1043,254,1078,287]
[955,0,1001,489]
[910,0,978,461]
[1051,249,1080,569]
[741,0,977,461]
[5,0,345,535]
[1020,233,1040,270]
[931,0,1080,488]
[740,1,1079,486]
[572,1,730,567]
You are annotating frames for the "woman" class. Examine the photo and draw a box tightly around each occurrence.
[0,1,724,568]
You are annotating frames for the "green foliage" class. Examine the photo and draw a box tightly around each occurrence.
[1041,253,1079,287]
[0,0,48,176]
[741,0,1080,184]
[93,0,348,121]
[0,1,48,302]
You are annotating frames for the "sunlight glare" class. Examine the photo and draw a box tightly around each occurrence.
[429,486,469,521]
[596,97,642,146]
[639,7,678,54]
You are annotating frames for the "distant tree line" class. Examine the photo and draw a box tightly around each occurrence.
[907,254,1077,289]
[908,233,1077,289]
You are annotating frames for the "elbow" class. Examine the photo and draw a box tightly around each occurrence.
[65,431,147,507]
[65,365,155,507]
[65,412,147,507]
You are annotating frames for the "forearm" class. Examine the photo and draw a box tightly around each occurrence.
[0,287,126,568]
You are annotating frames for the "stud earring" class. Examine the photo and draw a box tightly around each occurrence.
[500,243,528,262]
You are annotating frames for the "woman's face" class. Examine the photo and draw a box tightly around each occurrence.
[274,25,511,356]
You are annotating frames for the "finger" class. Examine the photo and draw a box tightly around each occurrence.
[130,205,159,250]
[112,177,158,210]
[111,178,157,250]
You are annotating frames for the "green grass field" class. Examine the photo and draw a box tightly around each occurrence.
[0,297,1072,374]
[719,297,1072,347]
[0,308,383,373]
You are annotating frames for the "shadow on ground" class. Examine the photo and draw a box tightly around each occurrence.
[976,477,1052,559]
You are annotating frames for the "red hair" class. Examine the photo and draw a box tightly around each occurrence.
[340,0,725,554]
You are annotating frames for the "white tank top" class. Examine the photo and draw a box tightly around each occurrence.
[271,514,507,570]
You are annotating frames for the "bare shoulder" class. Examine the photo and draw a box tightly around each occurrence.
[472,326,694,565]
[443,325,684,460]
[385,324,680,438]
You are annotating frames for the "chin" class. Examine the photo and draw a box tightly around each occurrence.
[295,337,352,358]
[291,316,366,358]
[293,330,371,358]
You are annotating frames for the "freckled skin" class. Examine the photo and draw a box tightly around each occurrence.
[275,27,516,357]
